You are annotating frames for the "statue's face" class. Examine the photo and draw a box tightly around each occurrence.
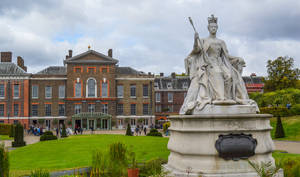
[208,23,218,35]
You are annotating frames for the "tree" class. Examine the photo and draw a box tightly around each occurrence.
[126,124,133,136]
[264,56,299,92]
[12,123,26,147]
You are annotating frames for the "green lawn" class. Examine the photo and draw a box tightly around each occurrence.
[0,135,12,140]
[9,134,169,176]
[270,115,300,141]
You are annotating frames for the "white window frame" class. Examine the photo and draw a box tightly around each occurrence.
[102,104,108,114]
[155,105,161,113]
[117,85,124,98]
[154,82,159,89]
[75,104,82,114]
[75,82,81,98]
[0,84,5,98]
[59,85,65,98]
[155,92,161,102]
[130,85,136,98]
[168,92,173,103]
[13,84,20,99]
[167,82,172,89]
[86,78,97,98]
[88,104,95,112]
[101,82,108,98]
[32,85,38,99]
[143,84,149,98]
[45,86,52,99]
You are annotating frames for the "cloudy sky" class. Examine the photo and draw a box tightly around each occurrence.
[0,0,299,76]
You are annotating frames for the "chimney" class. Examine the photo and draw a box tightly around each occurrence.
[17,56,24,68]
[1,52,12,62]
[65,55,69,60]
[171,72,176,78]
[68,50,73,58]
[108,49,113,57]
[160,73,164,77]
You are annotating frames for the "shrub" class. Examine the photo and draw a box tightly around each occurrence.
[0,143,9,177]
[91,150,109,176]
[30,169,50,177]
[278,158,300,177]
[0,124,13,135]
[61,124,68,138]
[275,116,285,138]
[9,125,15,138]
[12,123,26,147]
[163,122,170,133]
[40,131,57,141]
[147,129,163,137]
[126,124,133,136]
[139,158,167,177]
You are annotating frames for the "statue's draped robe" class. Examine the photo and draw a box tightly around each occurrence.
[180,38,258,115]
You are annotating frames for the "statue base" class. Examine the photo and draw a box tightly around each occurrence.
[165,112,283,177]
[192,104,257,115]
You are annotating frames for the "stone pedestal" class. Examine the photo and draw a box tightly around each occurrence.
[164,112,283,177]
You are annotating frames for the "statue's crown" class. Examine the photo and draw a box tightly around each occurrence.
[208,14,218,24]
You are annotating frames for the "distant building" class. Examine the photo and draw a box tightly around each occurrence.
[154,73,264,122]
[0,49,155,129]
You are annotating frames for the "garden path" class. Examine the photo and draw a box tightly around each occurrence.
[274,140,300,154]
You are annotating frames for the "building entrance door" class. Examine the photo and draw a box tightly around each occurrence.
[89,120,95,130]
[75,120,81,128]
[103,119,108,129]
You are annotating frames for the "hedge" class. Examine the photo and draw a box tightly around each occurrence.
[40,131,57,141]
[0,124,14,135]
[147,129,162,137]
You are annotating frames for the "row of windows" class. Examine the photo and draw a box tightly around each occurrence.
[32,85,65,99]
[116,103,150,115]
[155,92,173,102]
[0,84,21,98]
[154,82,189,89]
[117,84,149,98]
[31,104,65,117]
[0,103,21,116]
[74,66,110,74]
[75,79,108,98]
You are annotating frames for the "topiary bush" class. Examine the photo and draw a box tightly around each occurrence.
[9,125,15,138]
[147,129,162,137]
[61,124,68,138]
[126,124,133,136]
[275,116,285,138]
[40,131,57,141]
[0,143,9,177]
[12,123,26,147]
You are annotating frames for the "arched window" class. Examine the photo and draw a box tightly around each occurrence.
[87,78,97,97]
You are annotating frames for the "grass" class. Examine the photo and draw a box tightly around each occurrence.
[9,134,169,176]
[0,135,13,140]
[270,115,300,141]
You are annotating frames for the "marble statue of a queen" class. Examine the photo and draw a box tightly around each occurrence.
[180,15,258,114]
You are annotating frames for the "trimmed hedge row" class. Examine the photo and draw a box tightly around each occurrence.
[260,106,300,117]
[0,124,14,136]
[40,131,57,141]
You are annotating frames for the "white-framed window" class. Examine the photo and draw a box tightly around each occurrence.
[59,104,65,116]
[32,105,38,116]
[75,82,81,97]
[14,104,19,116]
[45,86,52,99]
[130,85,136,97]
[102,104,108,114]
[75,104,82,114]
[143,84,149,97]
[117,85,124,98]
[167,82,172,89]
[45,104,51,116]
[168,92,173,102]
[130,104,136,115]
[88,104,95,112]
[155,93,161,102]
[87,78,96,97]
[155,105,161,113]
[0,84,5,98]
[14,84,20,98]
[59,85,65,98]
[143,104,149,115]
[32,85,38,98]
[168,105,173,112]
[117,104,123,115]
[102,82,108,97]
[0,104,4,116]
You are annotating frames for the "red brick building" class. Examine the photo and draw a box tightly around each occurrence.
[0,49,154,130]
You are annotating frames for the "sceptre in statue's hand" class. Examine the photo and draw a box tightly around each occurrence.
[188,17,209,70]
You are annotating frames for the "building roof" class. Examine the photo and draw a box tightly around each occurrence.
[64,50,118,64]
[36,66,67,75]
[0,62,28,75]
[116,67,146,75]
[242,76,264,84]
[154,76,190,90]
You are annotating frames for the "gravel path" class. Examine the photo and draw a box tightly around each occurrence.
[274,140,300,154]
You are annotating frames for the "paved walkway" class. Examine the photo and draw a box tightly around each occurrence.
[274,140,300,154]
